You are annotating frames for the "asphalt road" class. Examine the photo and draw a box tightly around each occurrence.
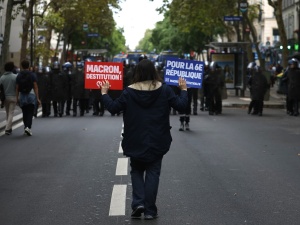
[0,108,300,225]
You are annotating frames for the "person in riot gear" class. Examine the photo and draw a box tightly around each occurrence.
[286,58,300,116]
[247,62,268,116]
[281,64,293,115]
[200,61,210,111]
[50,61,69,117]
[37,66,52,117]
[123,59,132,87]
[206,61,224,115]
[62,62,73,116]
[72,61,90,116]
[138,54,147,62]
[124,59,136,87]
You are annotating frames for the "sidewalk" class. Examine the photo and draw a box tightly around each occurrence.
[0,85,285,133]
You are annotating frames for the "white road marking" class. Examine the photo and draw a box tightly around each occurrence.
[0,111,42,136]
[118,142,123,153]
[115,158,128,176]
[109,184,127,216]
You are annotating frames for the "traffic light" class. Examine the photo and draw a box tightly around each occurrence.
[295,44,299,51]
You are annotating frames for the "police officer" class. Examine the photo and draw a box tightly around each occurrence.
[72,61,90,116]
[50,61,69,117]
[286,58,300,116]
[62,62,73,116]
[200,61,210,111]
[124,59,136,88]
[281,64,293,115]
[247,62,268,116]
[37,66,52,117]
[206,62,224,115]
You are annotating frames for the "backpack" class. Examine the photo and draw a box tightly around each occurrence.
[19,72,33,93]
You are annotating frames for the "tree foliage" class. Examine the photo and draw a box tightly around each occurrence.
[18,0,122,65]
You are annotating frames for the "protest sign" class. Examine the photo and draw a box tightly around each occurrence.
[84,61,123,90]
[164,58,204,88]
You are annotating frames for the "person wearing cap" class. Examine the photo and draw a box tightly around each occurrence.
[286,58,300,116]
[0,61,18,135]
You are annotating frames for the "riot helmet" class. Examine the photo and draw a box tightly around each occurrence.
[62,62,73,74]
[288,58,299,68]
[209,61,220,71]
[76,61,84,69]
[124,59,130,67]
[43,66,51,74]
[52,61,60,70]
[247,62,256,69]
[138,54,147,62]
[62,62,72,68]
[247,62,260,73]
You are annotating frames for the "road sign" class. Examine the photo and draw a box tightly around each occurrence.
[83,23,88,31]
[239,2,248,13]
[223,16,243,21]
[87,33,99,37]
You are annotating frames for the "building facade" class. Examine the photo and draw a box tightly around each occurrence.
[0,0,24,67]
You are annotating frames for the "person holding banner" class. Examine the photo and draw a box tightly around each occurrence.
[100,59,188,220]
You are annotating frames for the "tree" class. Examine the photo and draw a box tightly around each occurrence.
[18,0,120,66]
[150,12,211,55]
[0,0,26,71]
[267,0,288,67]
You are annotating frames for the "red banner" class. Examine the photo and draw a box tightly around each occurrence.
[84,62,123,90]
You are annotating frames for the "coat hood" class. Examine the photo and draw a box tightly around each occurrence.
[126,81,163,108]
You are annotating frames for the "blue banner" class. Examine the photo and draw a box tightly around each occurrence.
[164,58,204,88]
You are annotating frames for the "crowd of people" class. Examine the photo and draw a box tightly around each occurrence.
[1,56,300,136]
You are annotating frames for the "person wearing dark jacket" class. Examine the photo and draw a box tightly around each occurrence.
[286,58,300,116]
[62,62,73,116]
[37,66,52,117]
[50,61,69,117]
[200,62,210,111]
[247,62,268,116]
[16,60,41,136]
[71,62,90,116]
[206,62,224,115]
[100,59,188,220]
[280,66,293,114]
